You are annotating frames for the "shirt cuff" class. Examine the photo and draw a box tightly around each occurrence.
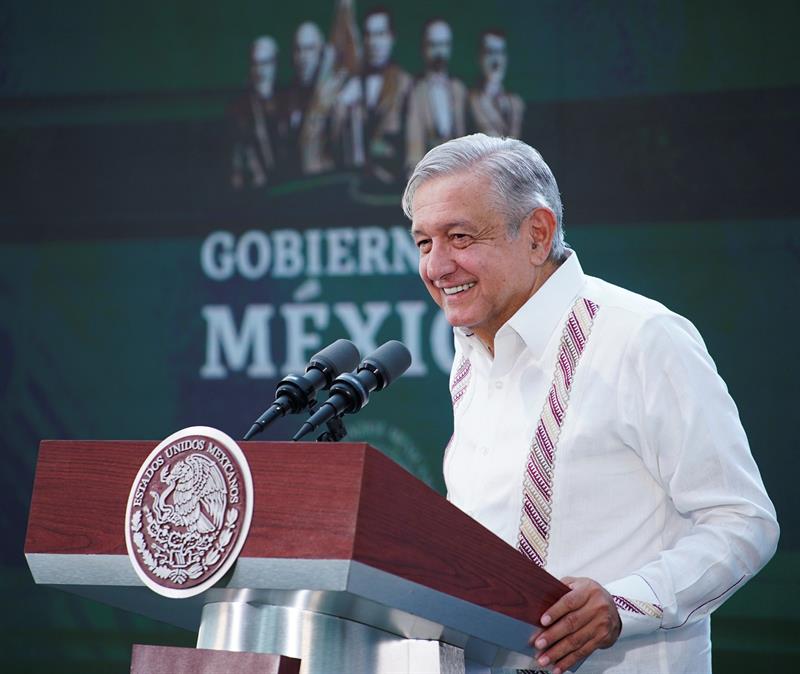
[604,574,664,638]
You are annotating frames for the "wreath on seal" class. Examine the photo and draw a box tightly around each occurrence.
[130,507,239,585]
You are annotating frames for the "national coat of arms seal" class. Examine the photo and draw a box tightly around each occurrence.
[124,426,253,598]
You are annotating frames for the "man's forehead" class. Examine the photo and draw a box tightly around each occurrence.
[366,13,390,33]
[426,21,452,42]
[295,22,322,47]
[251,37,277,61]
[482,34,506,52]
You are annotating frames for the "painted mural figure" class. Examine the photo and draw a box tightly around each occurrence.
[228,36,281,189]
[227,7,525,187]
[282,21,336,176]
[468,30,525,138]
[360,7,413,185]
[405,19,468,173]
[283,2,365,177]
[325,0,366,171]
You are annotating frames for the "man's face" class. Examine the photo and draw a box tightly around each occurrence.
[250,37,277,97]
[412,172,539,345]
[365,13,394,69]
[423,21,452,72]
[480,33,507,84]
[294,22,323,85]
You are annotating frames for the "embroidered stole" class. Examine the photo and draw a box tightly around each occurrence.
[517,297,599,567]
[514,298,664,621]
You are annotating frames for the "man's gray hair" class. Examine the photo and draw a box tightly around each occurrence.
[402,134,567,261]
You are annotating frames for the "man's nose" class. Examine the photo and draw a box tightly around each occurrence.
[424,242,456,281]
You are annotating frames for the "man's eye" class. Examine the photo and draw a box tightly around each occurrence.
[416,239,431,251]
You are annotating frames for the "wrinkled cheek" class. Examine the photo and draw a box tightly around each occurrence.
[418,264,436,302]
[426,284,444,309]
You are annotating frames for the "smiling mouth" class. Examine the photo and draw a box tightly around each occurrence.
[442,282,475,296]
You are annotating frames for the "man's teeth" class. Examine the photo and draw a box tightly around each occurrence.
[443,283,475,296]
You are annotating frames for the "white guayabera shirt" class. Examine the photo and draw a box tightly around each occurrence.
[444,252,778,673]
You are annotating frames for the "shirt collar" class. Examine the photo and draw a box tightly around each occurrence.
[427,72,449,85]
[455,250,586,361]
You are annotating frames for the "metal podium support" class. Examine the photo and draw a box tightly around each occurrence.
[197,601,466,674]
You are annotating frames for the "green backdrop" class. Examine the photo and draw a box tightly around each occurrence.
[1,0,798,670]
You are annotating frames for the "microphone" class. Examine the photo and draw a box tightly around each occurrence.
[292,340,412,441]
[243,339,360,440]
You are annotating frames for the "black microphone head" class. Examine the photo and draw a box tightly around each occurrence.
[307,339,360,387]
[359,340,412,390]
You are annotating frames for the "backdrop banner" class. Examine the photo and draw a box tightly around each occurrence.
[1,1,798,671]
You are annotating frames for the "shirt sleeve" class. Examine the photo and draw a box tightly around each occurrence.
[606,312,779,638]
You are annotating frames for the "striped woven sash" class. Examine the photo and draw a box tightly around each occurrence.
[517,297,599,567]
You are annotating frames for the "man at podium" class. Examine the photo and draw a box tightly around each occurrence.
[403,134,778,674]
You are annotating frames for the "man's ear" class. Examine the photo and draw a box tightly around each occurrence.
[523,207,557,263]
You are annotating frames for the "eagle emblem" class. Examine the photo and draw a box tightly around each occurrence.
[125,427,254,598]
[151,454,226,535]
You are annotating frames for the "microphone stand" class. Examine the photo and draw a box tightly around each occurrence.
[306,400,348,442]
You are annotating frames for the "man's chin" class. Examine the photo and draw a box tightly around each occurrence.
[444,312,475,331]
[428,57,448,73]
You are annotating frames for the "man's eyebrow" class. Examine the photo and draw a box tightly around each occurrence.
[411,220,473,237]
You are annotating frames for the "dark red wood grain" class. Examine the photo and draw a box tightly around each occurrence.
[25,440,366,559]
[241,442,367,560]
[26,440,156,555]
[131,644,301,674]
[26,440,567,626]
[353,447,568,625]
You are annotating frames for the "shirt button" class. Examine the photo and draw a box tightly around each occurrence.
[494,380,504,389]
[480,446,489,456]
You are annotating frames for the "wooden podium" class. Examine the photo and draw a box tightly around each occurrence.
[25,440,567,673]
